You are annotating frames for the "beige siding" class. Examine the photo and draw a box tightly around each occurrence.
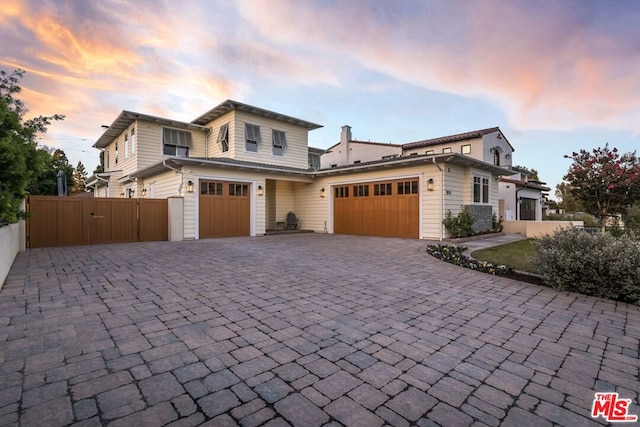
[275,181,296,224]
[201,111,236,158]
[229,111,310,169]
[134,122,207,171]
[481,133,513,167]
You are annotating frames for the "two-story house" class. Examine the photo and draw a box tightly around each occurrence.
[87,100,514,240]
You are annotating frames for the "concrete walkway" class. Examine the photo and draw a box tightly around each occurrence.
[1,234,639,426]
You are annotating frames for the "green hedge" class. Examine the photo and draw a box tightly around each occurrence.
[534,228,640,304]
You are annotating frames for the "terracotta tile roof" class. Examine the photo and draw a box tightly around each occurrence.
[325,140,402,151]
[402,127,502,149]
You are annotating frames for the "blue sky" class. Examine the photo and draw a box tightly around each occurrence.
[2,0,639,198]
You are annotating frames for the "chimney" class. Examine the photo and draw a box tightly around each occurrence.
[341,125,352,165]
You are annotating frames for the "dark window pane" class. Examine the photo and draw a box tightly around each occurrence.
[374,184,379,196]
[386,183,392,195]
[345,187,349,197]
[405,182,411,194]
[411,181,418,194]
[398,182,403,195]
[216,183,222,195]
[364,186,369,197]
[201,182,208,194]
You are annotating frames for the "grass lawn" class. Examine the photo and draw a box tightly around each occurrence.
[471,239,540,274]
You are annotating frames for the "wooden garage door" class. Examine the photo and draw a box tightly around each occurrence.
[334,179,419,239]
[199,180,250,238]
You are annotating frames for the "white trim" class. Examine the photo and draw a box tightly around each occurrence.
[471,170,491,205]
[193,175,257,240]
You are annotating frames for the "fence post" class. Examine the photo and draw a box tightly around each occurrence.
[167,196,184,242]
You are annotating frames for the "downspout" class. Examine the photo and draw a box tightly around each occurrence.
[432,157,444,241]
[162,160,184,195]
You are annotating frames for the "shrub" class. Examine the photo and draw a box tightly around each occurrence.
[544,212,598,227]
[492,213,504,232]
[534,228,640,304]
[426,244,513,275]
[443,207,475,238]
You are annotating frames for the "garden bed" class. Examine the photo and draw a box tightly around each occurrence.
[444,232,505,244]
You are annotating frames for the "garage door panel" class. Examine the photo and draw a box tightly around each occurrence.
[333,179,419,239]
[199,180,250,238]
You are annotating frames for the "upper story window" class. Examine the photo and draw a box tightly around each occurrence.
[217,123,229,152]
[115,142,119,164]
[124,134,129,159]
[272,130,287,156]
[130,128,136,154]
[162,127,192,157]
[473,173,490,204]
[308,153,320,170]
[425,150,434,155]
[442,147,452,154]
[493,150,500,165]
[245,124,261,152]
[461,144,471,155]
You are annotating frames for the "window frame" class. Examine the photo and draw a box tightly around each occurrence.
[472,172,491,204]
[442,147,452,154]
[272,129,287,156]
[217,123,229,153]
[124,133,129,159]
[130,127,136,154]
[245,123,261,153]
[461,144,471,155]
[162,127,192,158]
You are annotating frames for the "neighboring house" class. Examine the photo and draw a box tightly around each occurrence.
[86,100,514,240]
[499,172,551,221]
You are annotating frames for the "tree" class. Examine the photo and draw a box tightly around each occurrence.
[555,182,585,212]
[564,144,640,232]
[93,151,104,174]
[0,69,64,223]
[72,161,88,193]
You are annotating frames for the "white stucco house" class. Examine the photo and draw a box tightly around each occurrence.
[499,172,551,221]
[86,100,516,240]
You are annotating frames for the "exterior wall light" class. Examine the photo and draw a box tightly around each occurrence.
[120,192,125,198]
[320,188,326,198]
[141,187,147,198]
[257,185,263,196]
[427,178,434,191]
[187,180,194,193]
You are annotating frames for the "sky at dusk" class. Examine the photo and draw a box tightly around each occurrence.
[2,0,639,198]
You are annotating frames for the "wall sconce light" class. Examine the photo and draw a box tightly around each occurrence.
[257,185,263,196]
[130,189,135,197]
[320,188,326,198]
[187,180,194,193]
[120,192,125,198]
[141,187,147,198]
[505,154,511,159]
[427,178,434,191]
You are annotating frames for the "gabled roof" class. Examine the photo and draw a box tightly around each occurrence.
[93,111,207,149]
[500,177,551,191]
[325,139,402,152]
[402,127,514,151]
[191,99,323,130]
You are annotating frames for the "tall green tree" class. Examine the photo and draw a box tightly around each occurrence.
[72,161,88,193]
[25,147,74,195]
[555,182,585,212]
[511,165,540,180]
[564,144,640,232]
[0,69,64,224]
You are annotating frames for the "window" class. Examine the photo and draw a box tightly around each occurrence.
[493,150,500,165]
[473,174,490,203]
[353,160,361,164]
[163,128,192,157]
[397,180,419,195]
[410,152,418,156]
[245,124,261,152]
[217,123,229,152]
[461,144,471,155]
[374,183,392,196]
[130,128,136,154]
[229,183,249,196]
[425,150,434,155]
[115,142,118,164]
[124,134,129,159]
[353,184,369,197]
[201,181,223,196]
[308,153,321,170]
[381,154,398,160]
[442,147,452,154]
[272,130,286,156]
[334,186,349,198]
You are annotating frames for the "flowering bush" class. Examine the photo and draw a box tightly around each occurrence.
[534,228,640,304]
[426,244,513,275]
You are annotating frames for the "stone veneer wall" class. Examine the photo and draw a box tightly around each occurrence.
[464,205,493,232]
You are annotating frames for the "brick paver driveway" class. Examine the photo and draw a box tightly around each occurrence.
[1,234,639,426]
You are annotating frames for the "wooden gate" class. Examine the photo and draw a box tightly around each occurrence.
[26,196,168,248]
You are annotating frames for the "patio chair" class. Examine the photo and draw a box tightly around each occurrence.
[286,212,299,230]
